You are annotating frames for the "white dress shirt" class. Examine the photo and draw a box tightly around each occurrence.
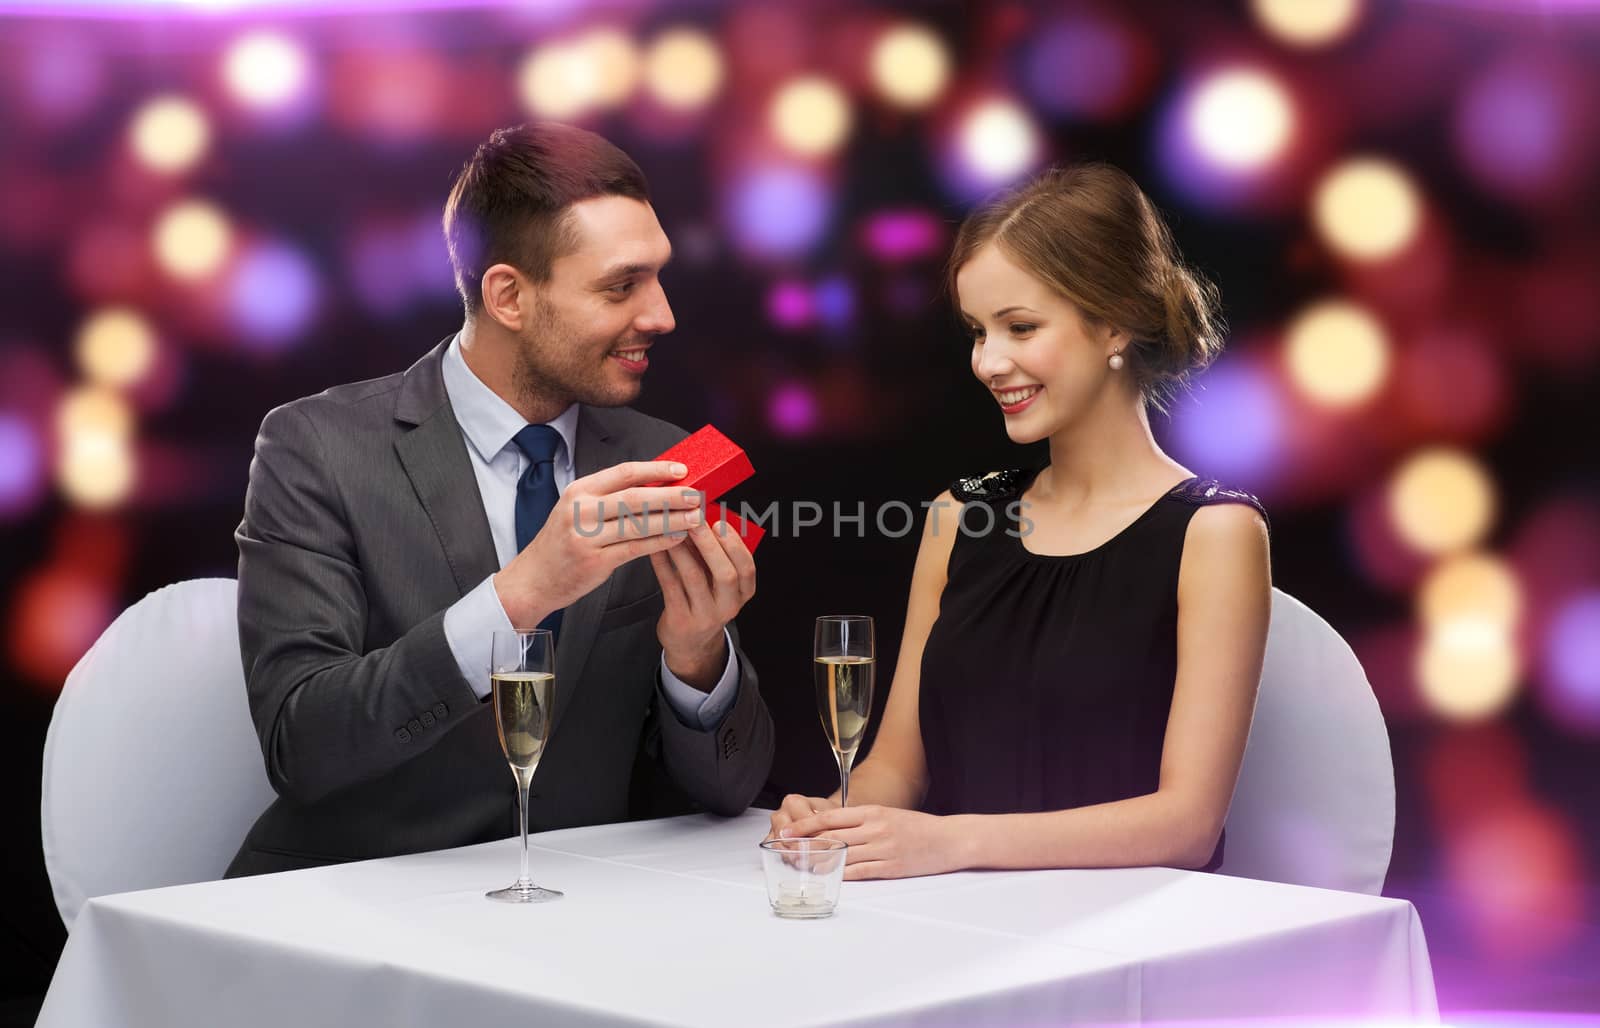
[439,335,739,731]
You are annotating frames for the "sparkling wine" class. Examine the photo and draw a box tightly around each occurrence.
[814,656,874,761]
[492,671,555,778]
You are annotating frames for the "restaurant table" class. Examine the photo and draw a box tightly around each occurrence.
[38,809,1437,1027]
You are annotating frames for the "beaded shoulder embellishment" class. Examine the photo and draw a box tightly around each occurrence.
[950,468,1031,503]
[1169,478,1270,529]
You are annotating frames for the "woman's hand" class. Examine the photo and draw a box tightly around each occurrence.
[765,794,838,841]
[779,805,966,880]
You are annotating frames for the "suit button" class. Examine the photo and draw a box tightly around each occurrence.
[395,727,413,743]
[408,718,423,734]
[420,711,435,729]
[433,702,449,719]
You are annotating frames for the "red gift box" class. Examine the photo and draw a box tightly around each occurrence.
[652,425,754,503]
[706,503,765,553]
[651,425,762,553]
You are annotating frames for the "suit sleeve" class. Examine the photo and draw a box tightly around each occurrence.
[236,404,482,805]
[652,619,774,816]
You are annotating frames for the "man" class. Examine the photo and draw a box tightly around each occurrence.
[227,122,773,877]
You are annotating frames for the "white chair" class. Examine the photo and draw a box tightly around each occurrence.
[41,578,277,930]
[1218,588,1395,896]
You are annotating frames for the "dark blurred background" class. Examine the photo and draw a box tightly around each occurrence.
[3,0,1598,1022]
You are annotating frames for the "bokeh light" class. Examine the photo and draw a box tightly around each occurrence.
[1167,356,1287,489]
[8,565,116,686]
[812,275,856,332]
[519,42,597,120]
[222,30,311,110]
[578,27,641,107]
[953,98,1043,188]
[1346,481,1430,593]
[869,23,950,110]
[767,381,819,438]
[16,30,104,122]
[66,220,154,302]
[1185,68,1294,173]
[770,76,852,158]
[516,29,639,121]
[1386,448,1496,557]
[766,280,814,331]
[1446,803,1587,963]
[1422,722,1531,834]
[1251,0,1364,49]
[1312,157,1422,262]
[1391,327,1511,444]
[346,212,455,317]
[1416,615,1520,721]
[74,308,157,389]
[128,95,211,175]
[55,386,136,510]
[226,241,322,350]
[325,48,452,144]
[1419,553,1522,631]
[1022,11,1154,121]
[1283,300,1390,408]
[860,209,944,262]
[643,28,724,112]
[0,414,47,518]
[1539,591,1600,733]
[1453,50,1597,202]
[152,200,233,281]
[723,166,829,260]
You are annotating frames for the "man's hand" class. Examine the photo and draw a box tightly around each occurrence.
[493,460,703,629]
[650,519,757,690]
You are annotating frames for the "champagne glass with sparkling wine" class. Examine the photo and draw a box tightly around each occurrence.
[814,615,875,808]
[486,629,562,904]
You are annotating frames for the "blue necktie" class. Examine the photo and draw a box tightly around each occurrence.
[512,424,564,640]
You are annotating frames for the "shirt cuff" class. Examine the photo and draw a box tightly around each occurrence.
[658,627,739,731]
[444,575,516,701]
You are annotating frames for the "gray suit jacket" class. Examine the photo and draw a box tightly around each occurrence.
[226,340,774,877]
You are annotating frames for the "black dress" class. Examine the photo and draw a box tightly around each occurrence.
[917,467,1268,872]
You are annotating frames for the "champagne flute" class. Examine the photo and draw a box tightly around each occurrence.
[486,629,562,904]
[814,615,875,808]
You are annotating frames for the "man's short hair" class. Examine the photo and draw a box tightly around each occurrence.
[442,122,651,314]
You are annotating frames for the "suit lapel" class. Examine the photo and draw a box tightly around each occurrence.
[552,405,631,727]
[393,341,500,598]
[394,351,634,732]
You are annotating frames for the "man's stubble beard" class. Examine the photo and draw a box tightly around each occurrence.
[511,296,642,413]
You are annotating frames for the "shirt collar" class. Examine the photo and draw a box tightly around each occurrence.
[441,333,578,472]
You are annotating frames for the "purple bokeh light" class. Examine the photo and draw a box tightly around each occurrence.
[1540,591,1600,734]
[938,97,1047,203]
[766,381,819,438]
[17,31,103,121]
[227,241,321,350]
[1152,66,1303,213]
[1453,53,1592,199]
[408,209,458,300]
[813,275,855,332]
[1023,13,1147,121]
[861,210,943,262]
[1165,357,1286,490]
[766,280,813,330]
[348,217,444,317]
[724,167,829,260]
[0,414,46,518]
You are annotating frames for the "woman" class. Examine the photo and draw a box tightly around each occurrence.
[770,164,1272,879]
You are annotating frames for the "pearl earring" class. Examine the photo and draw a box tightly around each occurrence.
[1108,349,1125,371]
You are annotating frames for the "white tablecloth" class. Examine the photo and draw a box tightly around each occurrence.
[39,810,1437,1026]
